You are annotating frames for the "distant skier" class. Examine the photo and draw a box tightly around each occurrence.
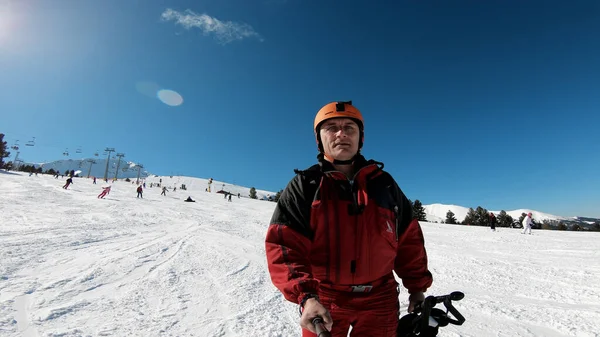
[489,212,497,231]
[63,177,73,189]
[184,196,195,202]
[228,194,232,202]
[237,193,240,198]
[98,185,111,199]
[137,185,143,198]
[522,212,533,235]
[93,177,97,184]
[161,186,167,196]
[207,178,213,192]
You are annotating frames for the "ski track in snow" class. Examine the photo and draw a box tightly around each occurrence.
[1,172,599,336]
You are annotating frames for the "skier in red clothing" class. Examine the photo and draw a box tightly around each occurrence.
[265,101,433,337]
[98,185,111,199]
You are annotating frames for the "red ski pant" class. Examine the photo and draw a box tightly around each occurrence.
[302,282,399,337]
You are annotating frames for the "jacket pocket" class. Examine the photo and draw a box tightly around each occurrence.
[378,208,398,249]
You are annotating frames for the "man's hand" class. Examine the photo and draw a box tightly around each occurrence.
[408,292,425,313]
[300,298,333,333]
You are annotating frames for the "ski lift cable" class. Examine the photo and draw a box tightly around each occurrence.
[4,135,106,158]
[3,135,97,155]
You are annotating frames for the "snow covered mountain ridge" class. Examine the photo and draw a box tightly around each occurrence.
[24,158,149,180]
[422,203,575,224]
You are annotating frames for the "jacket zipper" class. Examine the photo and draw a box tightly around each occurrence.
[324,165,375,281]
[350,179,358,283]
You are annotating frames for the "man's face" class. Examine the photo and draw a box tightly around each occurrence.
[319,118,360,161]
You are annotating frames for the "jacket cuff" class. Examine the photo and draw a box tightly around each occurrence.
[297,293,320,316]
[298,293,319,306]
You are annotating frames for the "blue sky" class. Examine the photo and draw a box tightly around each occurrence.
[1,0,599,217]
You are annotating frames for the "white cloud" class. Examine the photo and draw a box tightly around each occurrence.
[161,8,263,45]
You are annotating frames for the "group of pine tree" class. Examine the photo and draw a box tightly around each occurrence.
[0,133,9,169]
[410,198,599,232]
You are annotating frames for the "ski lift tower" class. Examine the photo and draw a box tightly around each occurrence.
[135,164,144,184]
[11,141,20,170]
[102,147,115,181]
[113,153,125,181]
[86,159,96,178]
[13,159,24,170]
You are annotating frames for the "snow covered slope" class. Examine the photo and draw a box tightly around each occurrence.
[143,175,276,200]
[1,171,599,336]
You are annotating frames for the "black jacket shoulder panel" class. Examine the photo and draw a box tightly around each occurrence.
[270,168,322,240]
[366,170,396,211]
[373,170,413,233]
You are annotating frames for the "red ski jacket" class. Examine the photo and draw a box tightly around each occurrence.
[265,155,433,305]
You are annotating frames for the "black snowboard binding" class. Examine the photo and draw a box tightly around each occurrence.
[397,291,466,337]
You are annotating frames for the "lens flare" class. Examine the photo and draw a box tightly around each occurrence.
[157,89,183,107]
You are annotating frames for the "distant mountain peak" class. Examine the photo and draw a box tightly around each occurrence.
[26,158,150,180]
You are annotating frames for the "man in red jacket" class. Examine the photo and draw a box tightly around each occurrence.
[265,101,433,336]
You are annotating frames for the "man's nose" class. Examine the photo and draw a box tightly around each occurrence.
[335,128,349,137]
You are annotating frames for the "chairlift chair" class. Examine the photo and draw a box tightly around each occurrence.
[26,137,35,146]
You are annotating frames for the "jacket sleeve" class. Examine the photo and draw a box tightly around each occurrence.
[265,175,319,305]
[391,181,433,294]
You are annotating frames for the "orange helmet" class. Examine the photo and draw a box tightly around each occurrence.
[313,101,364,152]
